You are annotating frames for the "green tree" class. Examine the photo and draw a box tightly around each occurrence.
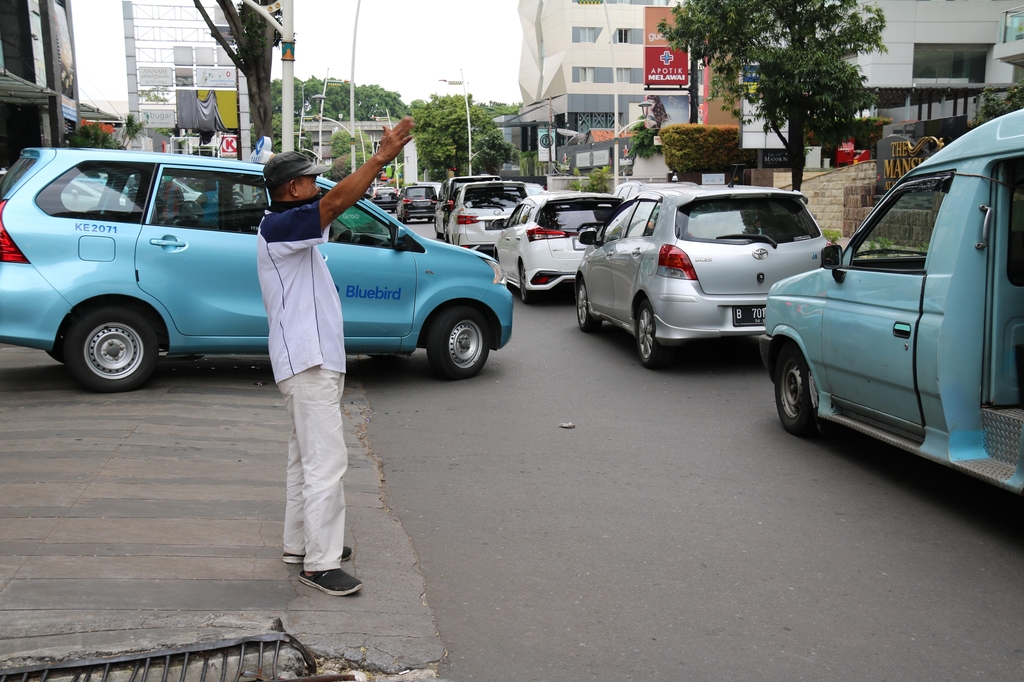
[975,83,1024,127]
[277,78,408,123]
[193,1,279,142]
[411,94,514,177]
[660,0,886,190]
[481,101,521,118]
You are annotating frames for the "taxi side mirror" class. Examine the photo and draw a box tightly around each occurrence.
[578,228,597,246]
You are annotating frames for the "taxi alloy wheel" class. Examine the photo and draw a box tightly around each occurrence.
[575,279,601,333]
[65,307,158,393]
[427,306,491,380]
[635,299,673,369]
[774,342,817,436]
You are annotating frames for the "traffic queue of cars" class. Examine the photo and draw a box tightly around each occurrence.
[8,111,1024,498]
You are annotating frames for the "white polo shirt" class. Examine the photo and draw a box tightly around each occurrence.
[256,200,346,383]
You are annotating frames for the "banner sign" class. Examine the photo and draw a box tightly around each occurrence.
[644,6,687,86]
[139,67,174,87]
[196,67,237,88]
[875,135,945,195]
[140,108,176,128]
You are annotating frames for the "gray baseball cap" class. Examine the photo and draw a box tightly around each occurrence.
[263,151,330,189]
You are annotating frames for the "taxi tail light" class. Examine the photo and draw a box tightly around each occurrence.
[657,244,697,280]
[526,227,567,242]
[0,201,30,264]
[457,215,479,224]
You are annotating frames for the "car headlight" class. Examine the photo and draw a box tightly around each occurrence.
[486,258,507,285]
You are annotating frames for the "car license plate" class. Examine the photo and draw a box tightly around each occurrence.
[414,200,429,206]
[732,306,765,327]
[572,237,585,251]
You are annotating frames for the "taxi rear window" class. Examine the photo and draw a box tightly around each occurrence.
[0,158,37,200]
[36,161,155,223]
[676,197,820,245]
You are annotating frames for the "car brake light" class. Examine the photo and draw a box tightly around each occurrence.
[457,215,479,224]
[0,201,29,264]
[402,198,412,204]
[526,227,567,242]
[657,244,697,280]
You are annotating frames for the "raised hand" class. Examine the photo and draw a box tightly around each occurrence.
[376,116,415,163]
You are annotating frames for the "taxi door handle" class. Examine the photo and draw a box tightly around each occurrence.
[631,248,642,258]
[893,322,912,339]
[149,237,187,248]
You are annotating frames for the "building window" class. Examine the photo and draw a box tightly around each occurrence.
[617,68,632,83]
[576,67,595,83]
[912,45,987,84]
[613,28,643,44]
[572,27,601,43]
[576,113,615,133]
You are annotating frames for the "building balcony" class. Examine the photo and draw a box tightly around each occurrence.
[995,5,1024,67]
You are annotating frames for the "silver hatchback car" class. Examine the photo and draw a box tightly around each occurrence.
[575,185,826,368]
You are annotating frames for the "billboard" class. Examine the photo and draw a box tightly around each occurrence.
[139,67,174,87]
[197,67,237,88]
[643,7,687,87]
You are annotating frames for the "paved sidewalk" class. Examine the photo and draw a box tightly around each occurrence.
[0,346,443,676]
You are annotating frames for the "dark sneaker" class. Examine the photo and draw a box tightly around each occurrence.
[283,546,352,564]
[299,568,362,596]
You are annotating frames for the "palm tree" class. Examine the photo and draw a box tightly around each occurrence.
[120,114,145,149]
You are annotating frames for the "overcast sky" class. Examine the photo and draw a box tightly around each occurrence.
[74,0,524,112]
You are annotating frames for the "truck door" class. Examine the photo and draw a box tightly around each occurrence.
[821,173,952,433]
[986,160,1024,406]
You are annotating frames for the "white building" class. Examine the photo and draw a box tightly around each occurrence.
[516,0,1024,151]
[859,0,1021,122]
[516,0,674,156]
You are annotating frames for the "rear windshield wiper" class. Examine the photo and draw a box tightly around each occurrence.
[715,233,778,249]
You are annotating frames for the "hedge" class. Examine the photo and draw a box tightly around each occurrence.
[660,125,756,173]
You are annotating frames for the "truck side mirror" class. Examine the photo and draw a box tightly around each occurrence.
[821,244,845,283]
[822,244,841,267]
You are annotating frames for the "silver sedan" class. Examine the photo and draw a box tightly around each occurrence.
[575,185,827,368]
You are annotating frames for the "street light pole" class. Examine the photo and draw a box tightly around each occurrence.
[351,0,362,175]
[443,71,473,175]
[601,1,618,190]
[239,0,294,152]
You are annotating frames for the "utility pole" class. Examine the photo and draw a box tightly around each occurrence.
[689,54,699,124]
[351,0,362,175]
[239,0,294,152]
[547,97,554,176]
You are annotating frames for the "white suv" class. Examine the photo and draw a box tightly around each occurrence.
[447,181,526,254]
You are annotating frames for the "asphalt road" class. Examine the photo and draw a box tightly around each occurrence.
[350,219,1024,681]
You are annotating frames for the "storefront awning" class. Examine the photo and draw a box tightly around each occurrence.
[0,66,58,107]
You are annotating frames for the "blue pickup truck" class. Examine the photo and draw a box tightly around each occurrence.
[0,149,513,392]
[761,109,1024,494]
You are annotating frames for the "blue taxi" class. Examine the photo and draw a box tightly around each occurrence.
[0,148,513,392]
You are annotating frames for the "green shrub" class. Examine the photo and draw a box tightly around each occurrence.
[569,167,611,193]
[822,229,842,244]
[660,125,755,173]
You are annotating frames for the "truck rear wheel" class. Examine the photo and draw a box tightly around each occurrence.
[774,342,817,436]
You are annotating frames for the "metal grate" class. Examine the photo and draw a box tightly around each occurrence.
[981,407,1024,467]
[0,634,353,682]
